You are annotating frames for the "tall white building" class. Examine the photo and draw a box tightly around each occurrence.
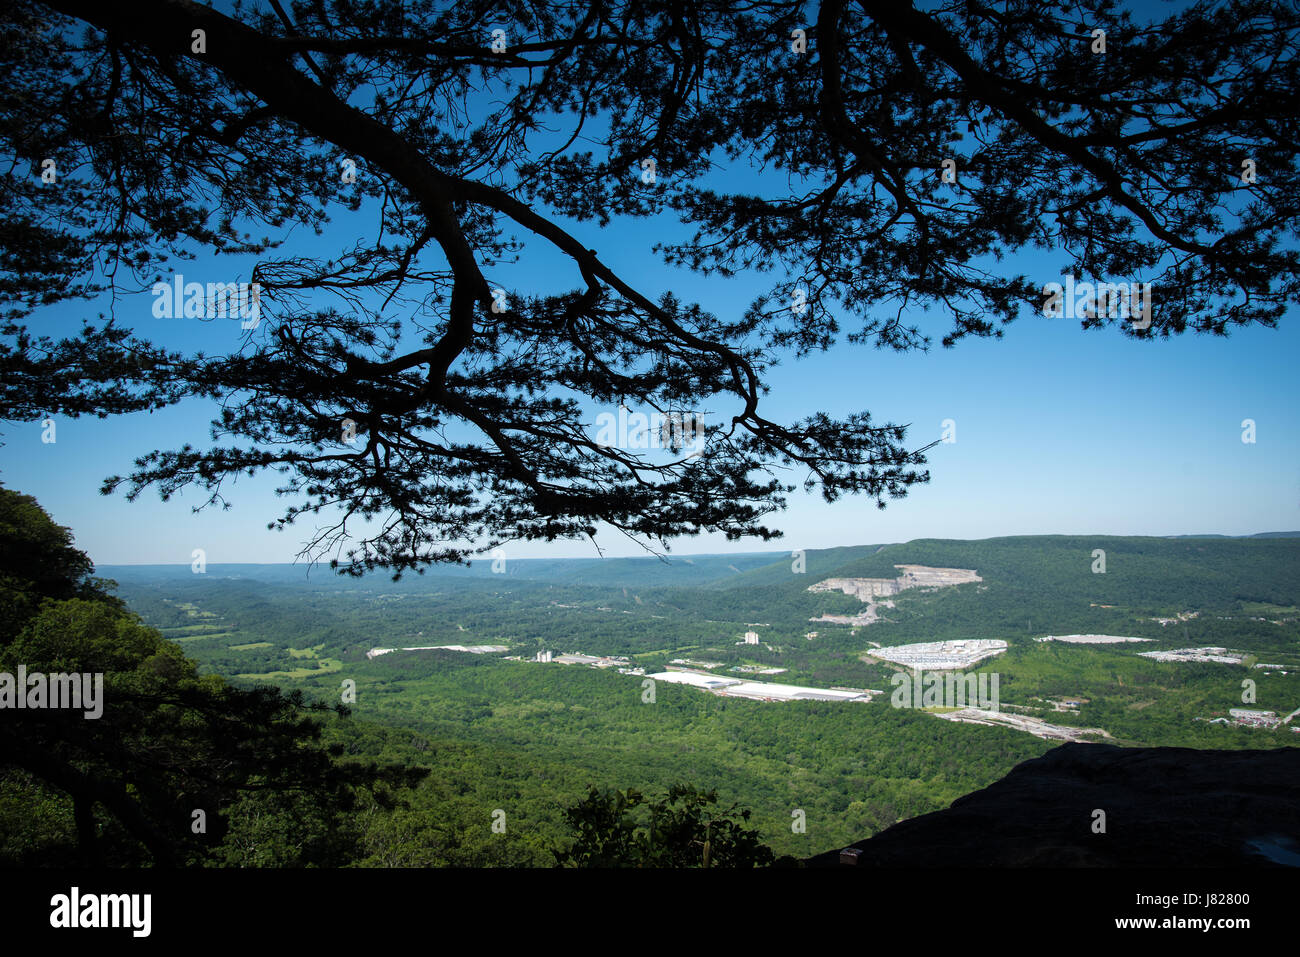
[743,631,760,645]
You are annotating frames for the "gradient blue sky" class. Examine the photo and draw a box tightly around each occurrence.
[2,1,1296,567]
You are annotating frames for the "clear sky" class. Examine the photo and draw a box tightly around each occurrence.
[3,3,1296,568]
[5,232,1294,567]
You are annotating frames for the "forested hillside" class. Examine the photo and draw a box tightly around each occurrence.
[96,532,1300,861]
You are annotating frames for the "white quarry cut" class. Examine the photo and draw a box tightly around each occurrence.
[807,565,981,626]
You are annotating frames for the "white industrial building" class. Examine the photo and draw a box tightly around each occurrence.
[1138,647,1245,664]
[649,671,871,702]
[870,639,1007,670]
[1033,634,1152,644]
[366,643,508,660]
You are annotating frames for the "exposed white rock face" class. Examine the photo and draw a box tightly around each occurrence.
[807,565,981,625]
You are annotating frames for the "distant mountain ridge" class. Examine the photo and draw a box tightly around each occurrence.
[1167,531,1300,539]
[99,531,1300,593]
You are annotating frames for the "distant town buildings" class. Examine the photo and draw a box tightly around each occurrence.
[1148,611,1201,626]
[1228,708,1281,728]
[553,653,631,668]
[1197,705,1300,730]
[1039,696,1088,712]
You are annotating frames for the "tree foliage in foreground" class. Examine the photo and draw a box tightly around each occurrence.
[0,485,424,866]
[0,0,1297,574]
[554,783,776,867]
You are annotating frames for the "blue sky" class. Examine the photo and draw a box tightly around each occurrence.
[2,2,1296,568]
[5,232,1293,567]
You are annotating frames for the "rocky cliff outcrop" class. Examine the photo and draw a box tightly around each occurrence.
[807,743,1300,867]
